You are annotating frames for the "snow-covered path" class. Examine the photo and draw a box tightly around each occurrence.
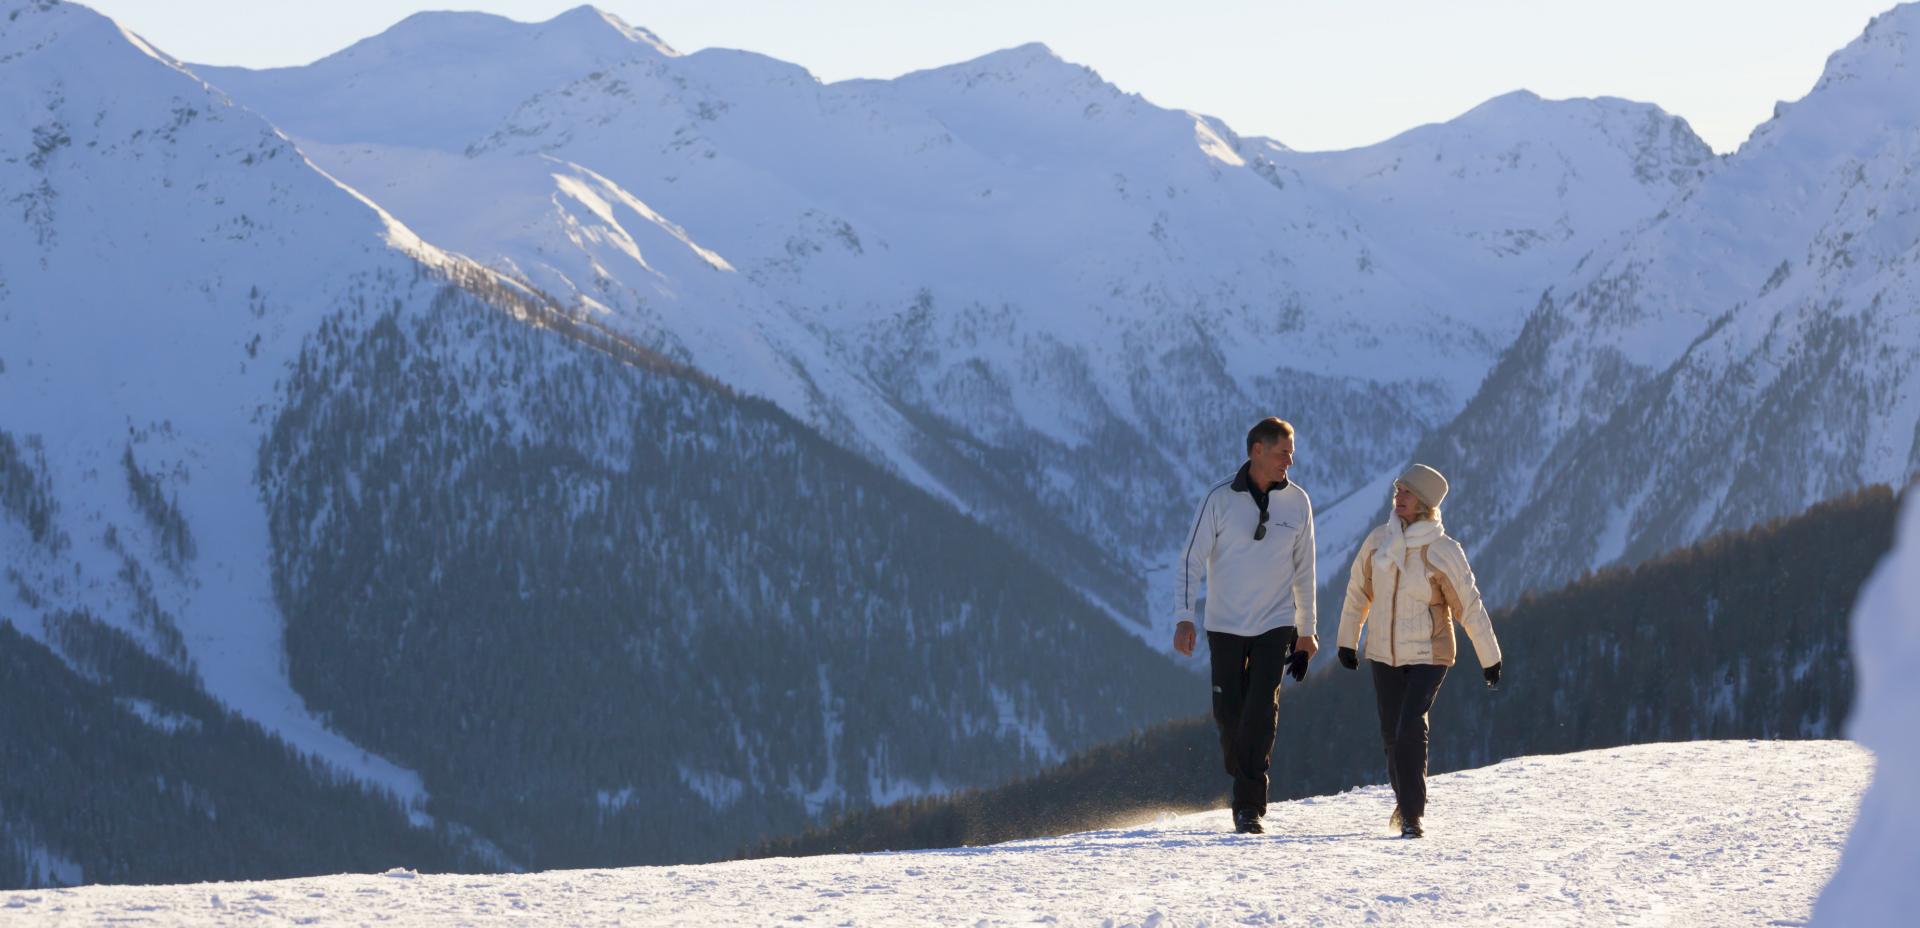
[4,741,1869,927]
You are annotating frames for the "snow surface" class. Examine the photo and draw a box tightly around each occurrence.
[5,740,1869,926]
[1812,491,1920,925]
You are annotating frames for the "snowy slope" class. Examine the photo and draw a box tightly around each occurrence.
[7,740,1870,926]
[0,0,468,808]
[1276,89,1712,336]
[193,7,1708,633]
[1383,2,1920,602]
[1814,490,1920,924]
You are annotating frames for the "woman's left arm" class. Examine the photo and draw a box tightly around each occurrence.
[1433,539,1502,669]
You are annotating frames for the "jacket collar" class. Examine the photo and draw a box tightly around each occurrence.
[1381,515,1446,565]
[1231,461,1288,495]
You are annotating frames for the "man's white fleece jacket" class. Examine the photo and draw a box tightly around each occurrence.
[1173,467,1316,638]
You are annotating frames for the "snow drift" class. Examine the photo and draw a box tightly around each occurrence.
[1813,488,1920,925]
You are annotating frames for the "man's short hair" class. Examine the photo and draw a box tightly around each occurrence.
[1246,417,1295,455]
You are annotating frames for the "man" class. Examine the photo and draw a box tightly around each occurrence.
[1173,417,1317,834]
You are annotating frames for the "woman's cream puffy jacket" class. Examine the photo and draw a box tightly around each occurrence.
[1336,518,1501,669]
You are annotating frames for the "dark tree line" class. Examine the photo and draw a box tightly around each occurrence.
[0,430,62,550]
[755,483,1896,857]
[121,444,196,571]
[0,615,484,890]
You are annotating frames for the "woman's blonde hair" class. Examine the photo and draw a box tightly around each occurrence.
[1393,481,1441,523]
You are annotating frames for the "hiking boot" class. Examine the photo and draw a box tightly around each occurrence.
[1400,815,1423,839]
[1233,809,1265,835]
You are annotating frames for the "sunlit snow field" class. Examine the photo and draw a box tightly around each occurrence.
[5,740,1868,927]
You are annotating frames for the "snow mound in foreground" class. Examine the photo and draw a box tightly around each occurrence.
[1814,489,1920,926]
[7,740,1867,927]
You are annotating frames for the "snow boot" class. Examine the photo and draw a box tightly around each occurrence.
[1233,809,1265,835]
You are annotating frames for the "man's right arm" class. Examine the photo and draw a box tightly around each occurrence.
[1172,488,1219,654]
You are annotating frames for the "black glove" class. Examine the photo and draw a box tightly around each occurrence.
[1285,649,1311,682]
[1483,662,1502,688]
[1337,647,1358,670]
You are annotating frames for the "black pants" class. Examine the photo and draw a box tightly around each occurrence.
[1369,660,1449,821]
[1208,626,1296,815]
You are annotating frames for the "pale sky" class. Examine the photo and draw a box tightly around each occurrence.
[84,0,1903,153]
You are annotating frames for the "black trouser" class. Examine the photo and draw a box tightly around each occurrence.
[1369,660,1449,821]
[1207,626,1296,815]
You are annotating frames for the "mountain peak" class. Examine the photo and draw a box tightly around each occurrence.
[192,3,680,148]
[3,0,223,102]
[960,41,1080,74]
[1741,1,1917,154]
[1436,91,1711,177]
[988,41,1062,62]
[1810,0,1916,93]
[1459,89,1665,125]
[309,5,674,70]
[892,40,1116,101]
[1481,88,1545,108]
[542,4,679,57]
[902,41,1095,80]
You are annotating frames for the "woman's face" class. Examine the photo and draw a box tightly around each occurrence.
[1392,484,1422,522]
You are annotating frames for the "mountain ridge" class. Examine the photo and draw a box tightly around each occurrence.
[193,6,1712,641]
[1406,0,1920,602]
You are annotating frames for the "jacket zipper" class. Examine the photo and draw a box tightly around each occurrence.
[1387,555,1400,666]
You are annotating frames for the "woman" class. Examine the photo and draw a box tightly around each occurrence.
[1335,463,1502,838]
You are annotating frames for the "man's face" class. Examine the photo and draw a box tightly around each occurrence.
[1251,435,1294,482]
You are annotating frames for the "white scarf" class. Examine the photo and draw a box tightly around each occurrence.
[1378,514,1445,572]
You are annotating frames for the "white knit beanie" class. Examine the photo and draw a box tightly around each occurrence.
[1396,463,1449,509]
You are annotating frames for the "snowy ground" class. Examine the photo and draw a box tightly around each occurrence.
[1813,489,1920,925]
[4,740,1868,927]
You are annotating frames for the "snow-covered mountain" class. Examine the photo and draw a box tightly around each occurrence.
[195,7,1710,632]
[1394,2,1920,602]
[5,0,1905,895]
[10,740,1871,926]
[0,0,1191,876]
[1278,88,1713,337]
[0,0,467,804]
